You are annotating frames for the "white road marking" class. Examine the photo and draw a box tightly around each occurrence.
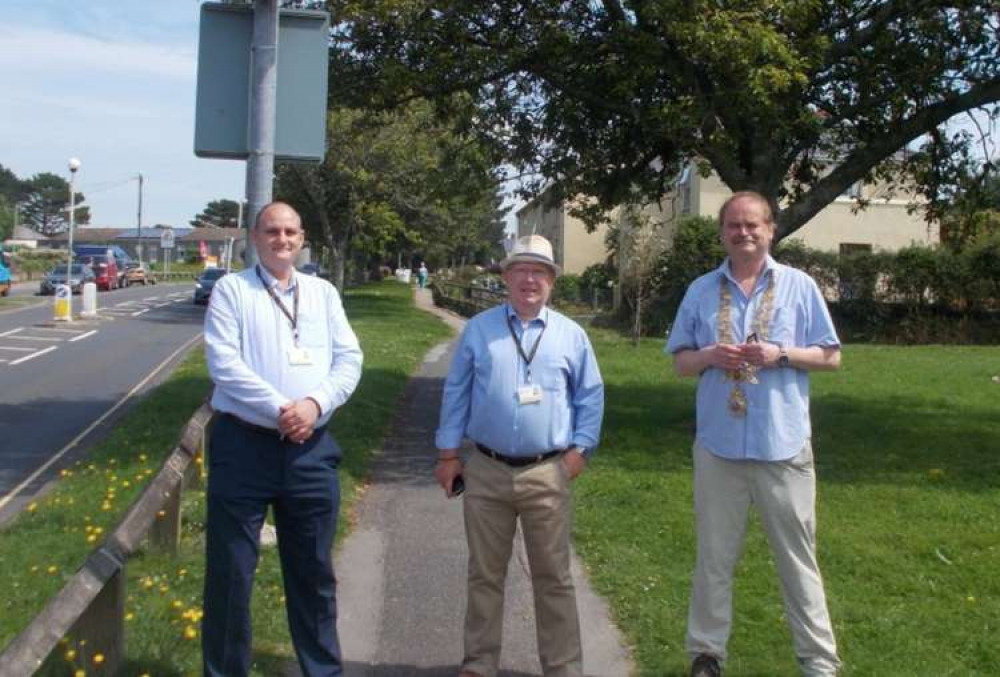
[143,296,161,301]
[0,328,24,338]
[155,302,173,308]
[9,346,58,365]
[131,309,150,317]
[69,330,98,342]
[0,346,36,352]
[0,332,204,511]
[32,327,88,335]
[7,335,63,342]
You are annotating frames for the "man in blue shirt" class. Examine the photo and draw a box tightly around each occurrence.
[202,202,363,676]
[666,192,842,677]
[435,235,604,677]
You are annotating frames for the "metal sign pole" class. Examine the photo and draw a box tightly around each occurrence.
[244,0,279,268]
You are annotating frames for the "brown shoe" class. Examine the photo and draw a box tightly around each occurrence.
[690,654,722,677]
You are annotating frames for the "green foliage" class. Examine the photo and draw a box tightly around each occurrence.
[9,248,64,274]
[330,0,999,241]
[552,273,582,304]
[658,216,725,321]
[191,199,242,228]
[0,195,13,241]
[276,102,505,289]
[18,172,89,235]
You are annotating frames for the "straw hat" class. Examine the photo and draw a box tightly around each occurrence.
[499,235,561,276]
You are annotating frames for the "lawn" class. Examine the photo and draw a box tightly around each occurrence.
[0,281,451,675]
[573,331,1000,676]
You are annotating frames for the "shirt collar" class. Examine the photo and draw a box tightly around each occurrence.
[719,254,777,288]
[255,264,298,293]
[506,303,548,327]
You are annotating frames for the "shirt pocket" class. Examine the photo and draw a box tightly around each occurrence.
[769,307,797,346]
[297,315,329,351]
[536,357,568,395]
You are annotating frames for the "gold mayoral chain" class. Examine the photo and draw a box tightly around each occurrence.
[717,273,776,417]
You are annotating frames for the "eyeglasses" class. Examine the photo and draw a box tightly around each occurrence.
[506,266,551,279]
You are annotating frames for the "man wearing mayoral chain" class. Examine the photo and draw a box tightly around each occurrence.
[665,191,842,677]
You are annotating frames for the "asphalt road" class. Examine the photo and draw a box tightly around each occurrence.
[0,281,206,524]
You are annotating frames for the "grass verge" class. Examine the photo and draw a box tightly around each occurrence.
[0,280,451,675]
[573,330,1000,676]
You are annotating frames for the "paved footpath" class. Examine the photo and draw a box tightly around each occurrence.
[329,288,634,677]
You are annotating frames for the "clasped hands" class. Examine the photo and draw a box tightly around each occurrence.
[277,398,321,444]
[708,341,781,372]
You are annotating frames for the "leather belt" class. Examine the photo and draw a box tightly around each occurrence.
[221,412,284,439]
[476,443,562,468]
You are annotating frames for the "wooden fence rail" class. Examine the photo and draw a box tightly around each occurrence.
[0,403,214,676]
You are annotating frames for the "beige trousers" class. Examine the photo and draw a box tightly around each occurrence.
[462,449,582,677]
[687,440,841,677]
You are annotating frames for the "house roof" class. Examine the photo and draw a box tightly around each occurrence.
[179,227,243,242]
[48,228,124,243]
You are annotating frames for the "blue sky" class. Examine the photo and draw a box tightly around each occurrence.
[0,1,245,229]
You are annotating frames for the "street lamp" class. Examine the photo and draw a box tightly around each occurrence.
[66,158,81,314]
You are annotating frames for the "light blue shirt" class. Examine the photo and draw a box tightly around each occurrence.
[665,256,840,461]
[436,303,604,457]
[205,266,363,429]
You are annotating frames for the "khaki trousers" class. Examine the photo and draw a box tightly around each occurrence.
[687,440,841,677]
[462,450,582,677]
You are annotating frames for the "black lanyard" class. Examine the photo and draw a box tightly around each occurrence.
[256,265,300,344]
[507,309,546,383]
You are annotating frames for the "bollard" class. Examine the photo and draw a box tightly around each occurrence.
[80,282,98,318]
[53,284,72,322]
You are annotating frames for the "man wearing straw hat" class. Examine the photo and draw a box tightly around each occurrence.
[435,234,605,677]
[666,191,842,677]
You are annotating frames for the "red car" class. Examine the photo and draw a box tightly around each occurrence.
[75,254,119,291]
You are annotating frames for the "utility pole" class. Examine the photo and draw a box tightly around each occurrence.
[136,172,144,265]
[244,0,279,268]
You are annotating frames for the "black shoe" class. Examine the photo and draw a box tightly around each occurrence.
[690,654,722,677]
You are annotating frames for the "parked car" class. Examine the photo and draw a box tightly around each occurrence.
[297,262,329,280]
[39,264,97,295]
[73,245,132,287]
[193,267,227,305]
[74,254,119,291]
[122,262,153,286]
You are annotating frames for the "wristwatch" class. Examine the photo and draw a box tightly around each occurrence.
[777,346,790,368]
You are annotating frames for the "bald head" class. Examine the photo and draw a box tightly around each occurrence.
[252,201,305,282]
[255,201,302,230]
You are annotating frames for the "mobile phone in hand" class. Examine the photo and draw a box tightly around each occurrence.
[451,474,465,497]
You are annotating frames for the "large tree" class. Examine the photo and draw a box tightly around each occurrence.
[191,199,242,228]
[276,101,504,288]
[19,172,89,235]
[329,0,999,241]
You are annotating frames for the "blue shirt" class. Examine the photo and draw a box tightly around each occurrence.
[205,266,363,429]
[665,257,840,461]
[436,303,604,457]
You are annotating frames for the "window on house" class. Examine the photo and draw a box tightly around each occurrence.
[841,181,863,199]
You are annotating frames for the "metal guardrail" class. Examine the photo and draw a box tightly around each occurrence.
[433,281,507,317]
[0,403,213,676]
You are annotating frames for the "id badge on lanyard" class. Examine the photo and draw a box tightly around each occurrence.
[509,312,545,406]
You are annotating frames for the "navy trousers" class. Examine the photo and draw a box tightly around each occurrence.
[202,414,343,677]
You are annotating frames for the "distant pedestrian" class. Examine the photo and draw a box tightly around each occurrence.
[665,191,842,677]
[418,262,429,289]
[435,234,605,677]
[202,201,363,676]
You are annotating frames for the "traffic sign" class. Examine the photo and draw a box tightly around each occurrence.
[160,228,176,250]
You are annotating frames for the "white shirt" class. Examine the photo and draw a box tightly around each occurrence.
[205,266,363,429]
